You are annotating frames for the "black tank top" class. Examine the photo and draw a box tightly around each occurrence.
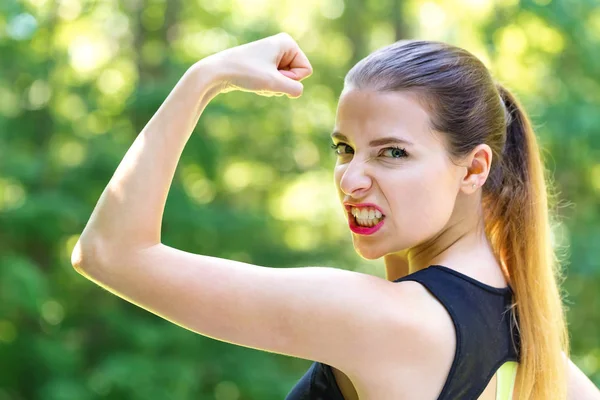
[285,265,521,400]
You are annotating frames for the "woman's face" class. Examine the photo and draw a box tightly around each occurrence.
[332,88,467,260]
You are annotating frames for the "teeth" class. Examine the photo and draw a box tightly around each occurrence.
[356,216,382,227]
[351,207,383,219]
[350,206,384,227]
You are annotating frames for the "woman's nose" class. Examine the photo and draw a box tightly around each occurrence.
[338,160,372,197]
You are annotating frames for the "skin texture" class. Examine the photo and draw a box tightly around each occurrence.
[333,88,507,286]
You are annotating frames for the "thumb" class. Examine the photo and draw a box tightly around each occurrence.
[274,71,304,98]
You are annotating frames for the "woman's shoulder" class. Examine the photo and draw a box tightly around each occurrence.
[388,279,457,351]
[344,280,457,398]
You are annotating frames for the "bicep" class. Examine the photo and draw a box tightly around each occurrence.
[74,242,407,368]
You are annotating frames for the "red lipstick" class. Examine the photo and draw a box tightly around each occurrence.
[344,203,386,236]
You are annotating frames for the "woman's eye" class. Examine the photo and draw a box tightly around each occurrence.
[381,146,408,158]
[330,143,407,160]
[330,143,353,156]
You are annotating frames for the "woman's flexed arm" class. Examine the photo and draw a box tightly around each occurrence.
[67,35,413,370]
[72,33,312,268]
[72,63,220,265]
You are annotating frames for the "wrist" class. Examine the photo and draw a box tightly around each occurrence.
[188,57,230,99]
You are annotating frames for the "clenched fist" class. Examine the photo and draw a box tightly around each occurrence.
[201,32,313,99]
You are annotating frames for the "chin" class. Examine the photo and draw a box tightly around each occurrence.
[353,245,385,260]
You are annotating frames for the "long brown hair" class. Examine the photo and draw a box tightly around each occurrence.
[344,40,570,399]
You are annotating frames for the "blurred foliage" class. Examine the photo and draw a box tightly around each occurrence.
[0,0,599,398]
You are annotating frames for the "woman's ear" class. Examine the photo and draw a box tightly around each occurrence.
[460,144,492,193]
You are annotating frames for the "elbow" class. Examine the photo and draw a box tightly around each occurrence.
[70,234,112,275]
[71,233,155,277]
[70,239,89,274]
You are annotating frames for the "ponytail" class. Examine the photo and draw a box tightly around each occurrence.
[484,83,570,399]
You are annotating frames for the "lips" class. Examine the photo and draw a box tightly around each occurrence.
[343,202,386,235]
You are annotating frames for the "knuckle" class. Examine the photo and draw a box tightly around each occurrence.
[277,32,295,45]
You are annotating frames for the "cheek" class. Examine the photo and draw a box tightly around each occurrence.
[388,164,457,238]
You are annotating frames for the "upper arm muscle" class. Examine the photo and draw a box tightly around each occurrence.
[74,243,410,368]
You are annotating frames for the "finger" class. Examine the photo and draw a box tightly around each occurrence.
[273,72,304,98]
[279,49,313,81]
[279,70,297,79]
[275,35,313,81]
[289,48,313,80]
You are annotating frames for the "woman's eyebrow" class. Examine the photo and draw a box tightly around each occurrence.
[331,131,414,147]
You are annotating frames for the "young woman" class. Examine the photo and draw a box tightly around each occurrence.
[72,33,599,399]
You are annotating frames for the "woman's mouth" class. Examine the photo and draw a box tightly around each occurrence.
[346,206,385,235]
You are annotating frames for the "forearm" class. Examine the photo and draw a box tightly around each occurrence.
[74,60,223,265]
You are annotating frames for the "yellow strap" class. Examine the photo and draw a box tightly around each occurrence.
[496,361,518,400]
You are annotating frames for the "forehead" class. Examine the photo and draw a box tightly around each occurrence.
[334,88,439,148]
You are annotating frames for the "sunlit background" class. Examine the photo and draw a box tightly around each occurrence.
[1,0,599,398]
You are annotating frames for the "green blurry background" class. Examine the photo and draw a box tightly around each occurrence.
[1,0,599,398]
